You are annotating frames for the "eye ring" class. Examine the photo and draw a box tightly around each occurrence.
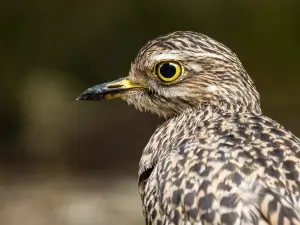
[153,61,183,83]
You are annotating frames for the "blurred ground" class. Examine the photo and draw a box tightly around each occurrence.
[0,174,143,225]
[0,0,300,224]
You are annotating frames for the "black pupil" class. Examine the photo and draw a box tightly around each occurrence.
[159,63,176,78]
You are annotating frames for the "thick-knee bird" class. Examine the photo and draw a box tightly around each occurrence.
[77,31,300,225]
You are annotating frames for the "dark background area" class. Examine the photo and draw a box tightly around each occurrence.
[0,1,299,224]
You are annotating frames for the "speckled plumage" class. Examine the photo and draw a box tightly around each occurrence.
[78,31,300,225]
[139,107,300,225]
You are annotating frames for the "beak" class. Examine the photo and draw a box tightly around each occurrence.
[76,78,144,101]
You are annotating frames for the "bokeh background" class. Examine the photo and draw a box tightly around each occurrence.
[1,1,300,224]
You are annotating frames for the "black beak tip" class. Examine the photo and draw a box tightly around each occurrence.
[76,88,104,101]
[76,95,83,101]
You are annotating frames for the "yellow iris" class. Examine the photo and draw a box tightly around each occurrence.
[154,61,183,83]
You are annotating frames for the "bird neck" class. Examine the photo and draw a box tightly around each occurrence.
[202,99,262,116]
[139,103,261,175]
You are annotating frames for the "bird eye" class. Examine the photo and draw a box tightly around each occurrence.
[154,61,183,83]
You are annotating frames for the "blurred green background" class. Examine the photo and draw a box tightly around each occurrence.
[0,0,299,224]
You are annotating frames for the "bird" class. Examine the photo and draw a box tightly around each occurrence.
[77,31,300,225]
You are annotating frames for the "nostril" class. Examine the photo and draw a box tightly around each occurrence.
[107,84,123,89]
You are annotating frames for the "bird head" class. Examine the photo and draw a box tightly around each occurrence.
[77,31,261,118]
